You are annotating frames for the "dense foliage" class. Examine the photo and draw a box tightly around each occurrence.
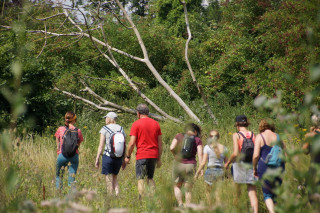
[0,0,319,131]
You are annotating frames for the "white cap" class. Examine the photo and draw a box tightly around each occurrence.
[103,112,117,119]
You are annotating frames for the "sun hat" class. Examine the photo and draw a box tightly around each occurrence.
[103,112,117,119]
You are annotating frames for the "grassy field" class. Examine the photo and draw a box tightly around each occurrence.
[0,107,316,213]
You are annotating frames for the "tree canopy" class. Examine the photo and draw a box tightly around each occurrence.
[0,0,319,132]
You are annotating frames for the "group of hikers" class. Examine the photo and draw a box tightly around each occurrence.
[54,104,320,213]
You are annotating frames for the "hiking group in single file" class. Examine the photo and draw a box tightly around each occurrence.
[54,104,320,213]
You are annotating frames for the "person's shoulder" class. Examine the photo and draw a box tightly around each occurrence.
[175,133,184,138]
[57,126,67,131]
[233,132,239,138]
[146,117,159,124]
[195,136,203,145]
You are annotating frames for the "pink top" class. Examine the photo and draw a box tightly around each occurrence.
[54,126,84,155]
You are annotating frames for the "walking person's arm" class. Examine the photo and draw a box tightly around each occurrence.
[95,134,106,168]
[252,135,262,177]
[56,137,60,152]
[195,152,208,179]
[170,137,182,162]
[157,135,162,168]
[197,144,204,176]
[125,136,136,164]
[224,133,240,169]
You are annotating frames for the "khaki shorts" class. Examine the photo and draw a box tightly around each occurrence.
[172,161,196,183]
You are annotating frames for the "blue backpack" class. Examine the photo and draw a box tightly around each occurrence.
[261,134,283,167]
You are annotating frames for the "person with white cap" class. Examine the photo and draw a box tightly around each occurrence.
[95,112,126,196]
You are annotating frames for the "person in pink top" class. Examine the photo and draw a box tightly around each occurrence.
[54,111,83,189]
[124,104,162,199]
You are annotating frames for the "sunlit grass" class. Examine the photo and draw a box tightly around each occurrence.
[1,113,314,212]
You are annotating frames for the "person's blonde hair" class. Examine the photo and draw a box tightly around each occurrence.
[207,130,221,159]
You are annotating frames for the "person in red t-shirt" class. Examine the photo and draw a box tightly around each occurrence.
[124,104,162,198]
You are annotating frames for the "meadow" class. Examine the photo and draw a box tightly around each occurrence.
[0,105,314,213]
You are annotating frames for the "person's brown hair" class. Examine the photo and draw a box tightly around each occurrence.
[235,121,250,127]
[64,111,77,127]
[259,118,275,133]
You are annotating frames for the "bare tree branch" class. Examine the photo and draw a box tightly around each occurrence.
[81,75,146,88]
[53,86,166,121]
[74,8,181,123]
[114,0,200,122]
[53,86,115,111]
[34,12,64,21]
[36,23,47,58]
[180,0,217,124]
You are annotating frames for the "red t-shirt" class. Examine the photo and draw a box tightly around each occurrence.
[130,117,162,160]
[55,126,84,155]
[175,133,203,164]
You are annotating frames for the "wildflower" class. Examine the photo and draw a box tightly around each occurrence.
[302,129,307,132]
[228,132,232,135]
[84,126,87,129]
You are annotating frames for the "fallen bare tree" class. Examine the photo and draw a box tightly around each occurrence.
[1,1,202,123]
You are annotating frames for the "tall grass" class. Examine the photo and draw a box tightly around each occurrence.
[0,105,314,212]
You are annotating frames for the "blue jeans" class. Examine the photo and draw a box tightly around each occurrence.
[56,153,79,189]
[204,167,224,185]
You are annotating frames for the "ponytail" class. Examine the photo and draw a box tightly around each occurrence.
[207,130,221,159]
[64,111,77,127]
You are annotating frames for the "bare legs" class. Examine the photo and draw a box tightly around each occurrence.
[205,184,221,206]
[106,174,119,196]
[174,181,193,206]
[174,182,183,206]
[185,182,192,204]
[265,198,275,213]
[247,184,258,213]
[233,183,258,213]
[138,178,155,199]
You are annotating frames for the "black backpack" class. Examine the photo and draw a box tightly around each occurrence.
[181,135,196,159]
[61,127,79,158]
[238,132,254,163]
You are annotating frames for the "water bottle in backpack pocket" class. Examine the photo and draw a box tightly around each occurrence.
[62,127,79,158]
[104,126,126,158]
[238,132,255,163]
[181,135,196,159]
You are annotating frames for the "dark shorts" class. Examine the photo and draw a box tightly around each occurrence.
[136,158,157,179]
[101,155,122,175]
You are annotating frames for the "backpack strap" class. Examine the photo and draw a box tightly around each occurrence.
[250,132,254,139]
[103,125,114,134]
[237,131,246,139]
[315,130,320,134]
[261,133,266,145]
